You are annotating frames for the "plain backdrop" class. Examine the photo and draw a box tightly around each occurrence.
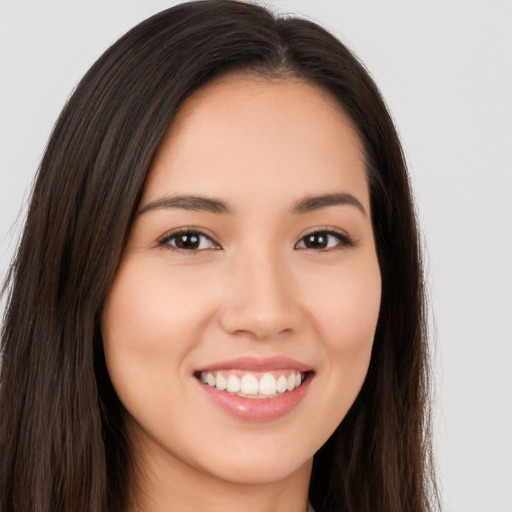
[1,1,511,511]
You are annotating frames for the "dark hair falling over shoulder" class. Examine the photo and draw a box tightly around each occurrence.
[0,1,439,511]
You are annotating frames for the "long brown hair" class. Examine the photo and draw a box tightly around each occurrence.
[0,1,438,511]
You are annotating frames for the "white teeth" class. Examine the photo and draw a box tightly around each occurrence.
[215,373,227,391]
[240,374,259,395]
[276,375,287,393]
[286,373,295,391]
[259,373,277,395]
[200,370,306,398]
[227,374,241,393]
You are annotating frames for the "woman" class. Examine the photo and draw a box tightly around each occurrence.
[0,1,439,511]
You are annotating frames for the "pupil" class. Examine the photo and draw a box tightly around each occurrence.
[177,233,199,249]
[306,233,327,248]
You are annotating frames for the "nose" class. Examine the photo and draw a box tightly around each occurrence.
[218,249,301,341]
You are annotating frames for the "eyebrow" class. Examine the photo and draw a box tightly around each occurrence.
[139,194,231,215]
[139,192,366,216]
[292,193,367,216]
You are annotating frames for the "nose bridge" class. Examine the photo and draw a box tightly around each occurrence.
[219,240,298,339]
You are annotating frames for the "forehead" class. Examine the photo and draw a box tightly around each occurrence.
[143,75,368,211]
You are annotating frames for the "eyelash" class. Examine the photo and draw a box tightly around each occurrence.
[296,229,355,251]
[158,228,220,253]
[158,228,355,253]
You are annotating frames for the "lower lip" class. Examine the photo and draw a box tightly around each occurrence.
[198,375,312,421]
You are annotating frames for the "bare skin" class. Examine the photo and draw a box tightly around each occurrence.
[101,75,381,512]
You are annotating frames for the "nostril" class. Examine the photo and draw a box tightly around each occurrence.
[218,308,297,341]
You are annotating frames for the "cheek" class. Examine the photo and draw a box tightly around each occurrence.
[100,260,211,410]
[313,259,381,350]
[103,258,210,343]
[306,258,381,415]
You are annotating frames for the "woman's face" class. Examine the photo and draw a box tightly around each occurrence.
[101,76,381,488]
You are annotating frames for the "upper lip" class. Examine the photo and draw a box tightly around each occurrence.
[195,356,313,373]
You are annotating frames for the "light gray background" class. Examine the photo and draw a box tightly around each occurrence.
[1,1,511,511]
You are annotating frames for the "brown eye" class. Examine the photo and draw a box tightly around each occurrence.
[302,233,329,249]
[161,230,218,251]
[296,230,354,250]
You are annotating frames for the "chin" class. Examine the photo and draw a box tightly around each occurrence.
[185,429,315,486]
[203,455,312,486]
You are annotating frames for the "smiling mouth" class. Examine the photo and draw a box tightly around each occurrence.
[194,369,310,399]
